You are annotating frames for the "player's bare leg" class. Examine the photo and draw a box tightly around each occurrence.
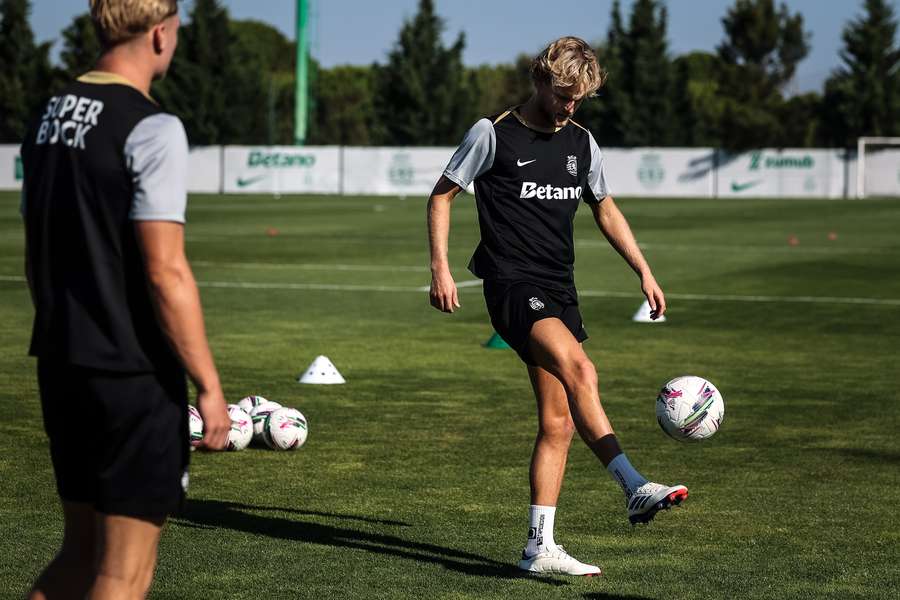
[527,318,615,455]
[28,501,97,600]
[527,318,688,525]
[528,365,576,507]
[518,356,601,576]
[89,514,165,600]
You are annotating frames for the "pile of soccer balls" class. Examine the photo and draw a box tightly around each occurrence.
[189,395,308,451]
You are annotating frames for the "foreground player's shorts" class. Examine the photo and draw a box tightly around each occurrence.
[37,360,189,518]
[482,280,588,366]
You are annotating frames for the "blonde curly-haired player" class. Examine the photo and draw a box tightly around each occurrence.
[427,36,688,576]
[21,2,230,598]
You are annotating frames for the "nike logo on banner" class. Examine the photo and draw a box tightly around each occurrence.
[237,174,267,188]
[731,180,762,192]
[517,159,537,167]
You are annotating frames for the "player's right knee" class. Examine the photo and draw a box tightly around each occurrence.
[539,415,576,441]
[561,359,597,393]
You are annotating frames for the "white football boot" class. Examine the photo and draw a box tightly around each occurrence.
[518,545,602,577]
[627,482,689,525]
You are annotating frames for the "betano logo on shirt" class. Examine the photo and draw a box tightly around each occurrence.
[520,181,583,200]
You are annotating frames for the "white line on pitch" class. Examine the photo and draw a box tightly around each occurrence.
[1,275,898,306]
[576,240,897,254]
[192,261,430,273]
[415,280,483,292]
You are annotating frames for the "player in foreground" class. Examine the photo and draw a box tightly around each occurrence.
[427,37,687,577]
[21,1,230,598]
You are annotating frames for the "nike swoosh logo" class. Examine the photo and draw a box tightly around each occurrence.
[237,174,267,188]
[731,180,762,192]
[517,159,537,167]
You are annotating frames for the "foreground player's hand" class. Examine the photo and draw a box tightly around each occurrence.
[430,269,460,313]
[195,388,230,451]
[641,273,666,320]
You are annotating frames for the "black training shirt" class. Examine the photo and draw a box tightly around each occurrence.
[443,108,609,290]
[21,72,188,373]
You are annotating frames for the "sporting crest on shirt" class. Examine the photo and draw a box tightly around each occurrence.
[529,297,545,311]
[566,155,577,177]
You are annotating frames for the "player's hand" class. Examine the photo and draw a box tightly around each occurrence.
[430,268,460,313]
[641,273,666,320]
[194,387,230,451]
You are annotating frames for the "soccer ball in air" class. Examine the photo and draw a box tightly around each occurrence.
[656,376,725,442]
[226,405,253,451]
[263,408,308,450]
[188,405,204,447]
[250,401,283,444]
[238,395,269,414]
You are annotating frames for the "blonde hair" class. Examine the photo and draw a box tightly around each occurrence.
[531,36,606,98]
[90,0,179,47]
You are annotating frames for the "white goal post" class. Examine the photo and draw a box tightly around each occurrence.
[856,136,900,198]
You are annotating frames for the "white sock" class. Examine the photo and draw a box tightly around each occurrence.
[525,505,557,556]
[606,453,648,499]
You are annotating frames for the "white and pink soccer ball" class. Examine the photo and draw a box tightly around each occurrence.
[656,376,725,442]
[188,405,204,448]
[250,401,283,444]
[263,408,308,450]
[237,395,269,415]
[226,405,253,451]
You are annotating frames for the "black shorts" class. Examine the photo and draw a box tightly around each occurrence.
[37,360,190,518]
[483,280,588,366]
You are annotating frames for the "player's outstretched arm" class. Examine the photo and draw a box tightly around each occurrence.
[591,196,666,319]
[427,176,464,313]
[135,221,230,450]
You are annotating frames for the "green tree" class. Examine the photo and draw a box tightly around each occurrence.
[578,1,628,146]
[822,0,900,147]
[0,0,53,141]
[469,57,531,117]
[715,0,810,149]
[59,13,100,79]
[230,19,296,144]
[620,0,674,146]
[671,51,725,147]
[373,0,476,145]
[580,0,672,147]
[308,65,377,145]
[154,0,264,144]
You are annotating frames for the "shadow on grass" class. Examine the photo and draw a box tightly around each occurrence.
[583,594,656,600]
[835,447,900,464]
[173,499,568,586]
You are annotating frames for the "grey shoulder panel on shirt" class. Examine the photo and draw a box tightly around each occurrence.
[443,118,496,189]
[585,130,610,204]
[124,113,189,223]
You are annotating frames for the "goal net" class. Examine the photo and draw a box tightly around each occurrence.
[857,137,900,198]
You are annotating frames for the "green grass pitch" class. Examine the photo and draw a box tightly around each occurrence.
[1,192,898,599]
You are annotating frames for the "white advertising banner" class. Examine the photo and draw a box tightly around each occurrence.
[187,146,222,193]
[223,146,340,194]
[602,148,715,197]
[342,147,455,196]
[0,145,23,191]
[716,149,846,198]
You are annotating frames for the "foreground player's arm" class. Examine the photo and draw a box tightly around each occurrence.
[127,113,229,450]
[591,197,666,319]
[428,176,463,313]
[429,118,496,313]
[135,222,229,450]
[21,185,35,306]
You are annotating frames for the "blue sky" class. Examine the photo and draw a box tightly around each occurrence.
[29,0,900,93]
